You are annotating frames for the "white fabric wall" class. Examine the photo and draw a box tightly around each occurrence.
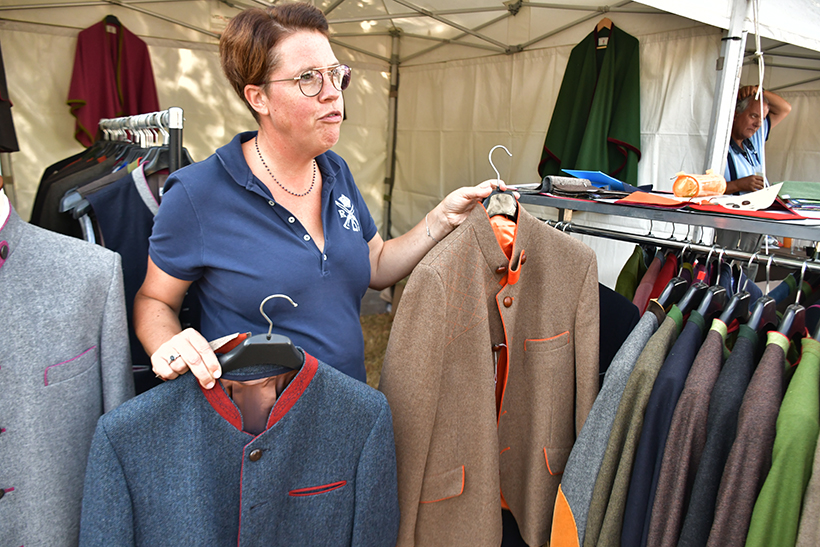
[3,10,819,288]
[0,20,389,228]
[392,25,722,286]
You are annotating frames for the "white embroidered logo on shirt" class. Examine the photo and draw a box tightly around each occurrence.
[335,194,360,232]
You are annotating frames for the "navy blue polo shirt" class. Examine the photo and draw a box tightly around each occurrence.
[149,132,377,382]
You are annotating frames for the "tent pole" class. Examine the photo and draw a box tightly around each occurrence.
[383,27,401,240]
[703,0,750,175]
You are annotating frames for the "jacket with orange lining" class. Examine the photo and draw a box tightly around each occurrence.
[380,204,599,547]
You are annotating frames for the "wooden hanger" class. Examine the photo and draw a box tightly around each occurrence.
[596,18,612,49]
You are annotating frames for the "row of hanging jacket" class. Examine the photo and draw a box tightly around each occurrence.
[30,108,194,393]
[550,226,820,547]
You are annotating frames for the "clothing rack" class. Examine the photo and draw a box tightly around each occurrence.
[546,219,820,274]
[97,106,184,173]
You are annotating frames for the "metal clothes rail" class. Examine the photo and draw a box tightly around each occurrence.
[544,219,820,274]
[518,193,820,241]
[98,106,184,173]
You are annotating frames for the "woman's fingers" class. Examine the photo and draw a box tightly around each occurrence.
[150,328,222,389]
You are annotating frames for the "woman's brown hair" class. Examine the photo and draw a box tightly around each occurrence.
[219,2,329,121]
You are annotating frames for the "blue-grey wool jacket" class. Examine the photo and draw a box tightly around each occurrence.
[79,352,399,546]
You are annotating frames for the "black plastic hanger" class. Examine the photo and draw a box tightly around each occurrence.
[217,295,303,374]
[656,276,689,311]
[696,285,728,320]
[778,262,809,340]
[778,303,806,340]
[718,291,751,326]
[746,295,778,332]
[677,280,708,316]
[104,14,121,26]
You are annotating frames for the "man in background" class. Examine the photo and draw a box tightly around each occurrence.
[724,85,792,194]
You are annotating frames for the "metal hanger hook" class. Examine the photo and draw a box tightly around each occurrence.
[259,294,298,339]
[766,254,774,296]
[678,243,690,277]
[743,252,759,293]
[488,145,512,183]
[716,247,726,286]
[795,261,808,305]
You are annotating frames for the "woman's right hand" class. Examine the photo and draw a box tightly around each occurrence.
[151,327,222,389]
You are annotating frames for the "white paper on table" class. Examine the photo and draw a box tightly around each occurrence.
[704,183,783,211]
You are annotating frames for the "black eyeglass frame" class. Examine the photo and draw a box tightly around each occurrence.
[265,64,351,97]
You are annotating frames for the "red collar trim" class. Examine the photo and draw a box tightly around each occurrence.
[199,351,319,433]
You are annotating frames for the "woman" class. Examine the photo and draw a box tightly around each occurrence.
[134,2,505,389]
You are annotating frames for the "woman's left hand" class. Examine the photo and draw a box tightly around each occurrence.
[430,179,517,238]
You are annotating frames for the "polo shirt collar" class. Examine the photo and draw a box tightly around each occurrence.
[215,131,341,198]
[729,137,756,155]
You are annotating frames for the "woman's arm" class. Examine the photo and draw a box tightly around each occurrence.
[133,257,222,388]
[368,179,509,290]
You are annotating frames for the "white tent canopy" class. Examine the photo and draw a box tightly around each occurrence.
[2,0,819,286]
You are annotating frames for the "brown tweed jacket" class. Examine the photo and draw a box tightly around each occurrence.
[379,205,599,547]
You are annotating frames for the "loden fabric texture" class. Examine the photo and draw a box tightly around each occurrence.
[706,332,789,547]
[67,18,159,147]
[745,337,820,547]
[797,410,820,547]
[614,245,647,302]
[551,304,662,547]
[79,353,399,546]
[620,309,707,547]
[583,307,683,547]
[632,252,663,314]
[677,324,760,547]
[0,206,134,547]
[380,205,599,547]
[538,25,641,185]
[647,320,728,547]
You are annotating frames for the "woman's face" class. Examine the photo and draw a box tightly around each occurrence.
[263,30,344,156]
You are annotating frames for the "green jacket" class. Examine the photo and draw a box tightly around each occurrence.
[745,337,820,547]
[539,25,641,185]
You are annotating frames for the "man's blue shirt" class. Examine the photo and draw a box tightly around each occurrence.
[150,131,377,382]
[725,116,770,189]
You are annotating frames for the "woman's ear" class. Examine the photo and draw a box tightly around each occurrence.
[244,84,269,117]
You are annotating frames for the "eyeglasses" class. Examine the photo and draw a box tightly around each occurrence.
[266,64,351,97]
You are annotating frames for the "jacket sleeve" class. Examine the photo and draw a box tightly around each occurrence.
[99,251,135,413]
[378,263,447,545]
[79,419,135,546]
[573,253,600,434]
[352,400,400,546]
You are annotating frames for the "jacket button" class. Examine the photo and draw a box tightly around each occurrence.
[0,244,8,260]
[495,265,507,274]
[520,252,527,265]
[249,449,263,462]
[503,296,513,307]
[0,489,5,500]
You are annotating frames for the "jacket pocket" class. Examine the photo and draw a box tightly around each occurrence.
[524,331,569,353]
[420,465,465,503]
[289,480,347,497]
[544,447,571,476]
[44,346,97,387]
